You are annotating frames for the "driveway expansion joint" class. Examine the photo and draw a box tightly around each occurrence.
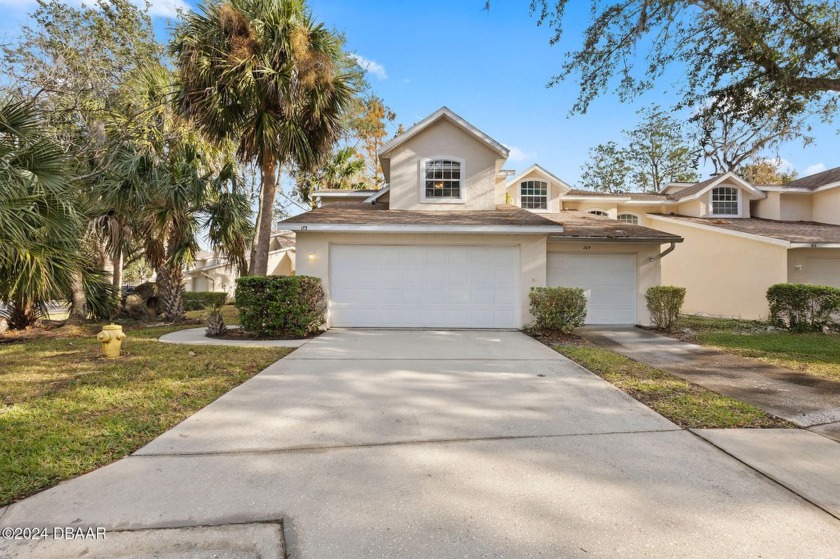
[132,428,685,458]
[690,429,840,522]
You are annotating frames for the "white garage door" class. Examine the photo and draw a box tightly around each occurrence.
[805,257,840,288]
[547,253,636,325]
[330,245,520,328]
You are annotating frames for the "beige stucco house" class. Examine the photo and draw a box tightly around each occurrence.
[504,166,840,319]
[281,107,681,328]
[184,232,296,296]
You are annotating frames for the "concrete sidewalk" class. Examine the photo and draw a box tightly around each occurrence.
[580,326,840,442]
[158,327,311,347]
[3,330,839,558]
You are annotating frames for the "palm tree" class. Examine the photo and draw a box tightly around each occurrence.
[0,100,83,328]
[172,0,354,276]
[294,146,366,207]
[103,63,252,320]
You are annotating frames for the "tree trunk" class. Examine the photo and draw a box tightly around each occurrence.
[248,157,278,276]
[67,271,87,324]
[112,243,123,289]
[157,264,185,321]
[7,298,37,330]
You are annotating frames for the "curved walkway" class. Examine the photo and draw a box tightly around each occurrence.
[159,327,310,348]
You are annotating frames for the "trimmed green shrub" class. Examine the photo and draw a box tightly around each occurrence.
[646,286,686,331]
[767,283,840,332]
[235,276,326,338]
[184,291,228,311]
[529,287,587,334]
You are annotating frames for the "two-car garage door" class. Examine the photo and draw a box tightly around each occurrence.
[330,245,520,328]
[547,253,636,325]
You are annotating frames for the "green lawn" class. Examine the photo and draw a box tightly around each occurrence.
[0,323,289,506]
[185,303,240,325]
[555,344,790,429]
[675,315,840,383]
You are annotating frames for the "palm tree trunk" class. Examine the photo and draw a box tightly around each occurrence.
[248,156,277,276]
[67,271,87,324]
[157,264,185,321]
[112,243,123,289]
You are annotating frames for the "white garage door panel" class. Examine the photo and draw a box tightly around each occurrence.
[805,257,840,288]
[330,245,520,328]
[547,253,636,325]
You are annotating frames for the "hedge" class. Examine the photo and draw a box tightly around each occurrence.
[529,287,587,334]
[646,286,686,331]
[235,275,326,338]
[767,283,840,332]
[184,291,228,311]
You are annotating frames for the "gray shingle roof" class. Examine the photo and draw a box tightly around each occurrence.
[543,211,681,241]
[653,215,840,244]
[566,189,668,201]
[785,166,840,190]
[280,202,563,227]
[279,203,680,240]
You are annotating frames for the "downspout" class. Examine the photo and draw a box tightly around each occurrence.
[649,241,677,262]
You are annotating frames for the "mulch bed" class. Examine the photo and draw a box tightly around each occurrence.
[526,329,589,347]
[208,327,318,342]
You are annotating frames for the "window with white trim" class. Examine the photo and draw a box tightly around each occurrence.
[588,210,608,217]
[424,159,461,199]
[711,186,739,215]
[520,180,548,210]
[617,213,639,225]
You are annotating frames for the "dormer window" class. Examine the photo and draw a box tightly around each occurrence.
[711,186,739,216]
[424,159,462,199]
[520,180,548,210]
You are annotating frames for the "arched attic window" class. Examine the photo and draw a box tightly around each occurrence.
[617,213,639,225]
[711,186,739,216]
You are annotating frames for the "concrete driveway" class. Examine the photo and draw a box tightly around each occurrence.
[2,330,839,557]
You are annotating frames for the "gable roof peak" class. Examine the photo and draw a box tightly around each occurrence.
[505,163,572,191]
[378,106,509,159]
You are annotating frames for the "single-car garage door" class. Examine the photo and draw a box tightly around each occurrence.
[805,257,840,288]
[330,245,520,328]
[547,253,636,325]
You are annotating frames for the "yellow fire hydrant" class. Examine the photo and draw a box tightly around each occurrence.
[97,324,126,359]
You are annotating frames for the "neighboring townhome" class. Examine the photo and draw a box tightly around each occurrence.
[281,107,682,328]
[506,166,840,319]
[184,231,297,296]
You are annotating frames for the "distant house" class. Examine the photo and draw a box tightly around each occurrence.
[184,231,296,295]
[505,167,840,319]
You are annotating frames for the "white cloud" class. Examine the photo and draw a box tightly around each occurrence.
[349,54,387,80]
[0,0,189,17]
[503,145,535,163]
[804,162,827,176]
[145,0,190,18]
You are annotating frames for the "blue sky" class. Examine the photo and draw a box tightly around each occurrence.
[0,0,836,185]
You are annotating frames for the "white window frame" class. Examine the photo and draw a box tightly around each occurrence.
[617,212,640,225]
[587,209,609,217]
[420,156,466,204]
[520,180,549,211]
[710,186,740,217]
